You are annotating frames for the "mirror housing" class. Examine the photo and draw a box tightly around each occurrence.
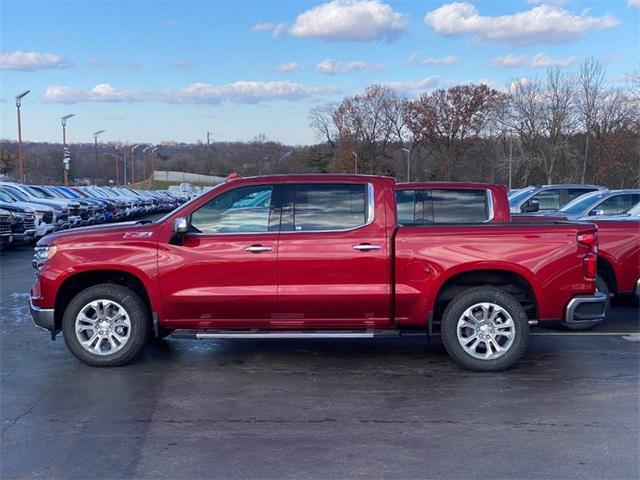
[521,199,540,213]
[173,217,188,234]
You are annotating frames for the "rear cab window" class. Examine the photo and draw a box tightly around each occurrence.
[396,189,491,225]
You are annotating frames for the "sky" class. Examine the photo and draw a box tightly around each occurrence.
[1,0,638,146]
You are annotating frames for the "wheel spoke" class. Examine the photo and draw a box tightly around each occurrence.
[457,302,517,361]
[76,299,131,356]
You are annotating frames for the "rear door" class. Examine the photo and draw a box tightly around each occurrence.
[276,182,392,328]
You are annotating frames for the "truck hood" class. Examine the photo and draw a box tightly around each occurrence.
[39,221,158,246]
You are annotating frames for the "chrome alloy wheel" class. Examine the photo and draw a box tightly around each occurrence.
[75,299,131,356]
[456,302,515,360]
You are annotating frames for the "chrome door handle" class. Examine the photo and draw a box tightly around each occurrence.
[244,245,272,253]
[353,244,381,251]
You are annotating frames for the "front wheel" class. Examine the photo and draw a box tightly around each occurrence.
[441,287,529,372]
[62,284,151,367]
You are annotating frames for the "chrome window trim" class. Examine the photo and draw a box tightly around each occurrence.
[485,189,494,223]
[397,188,493,225]
[189,182,375,236]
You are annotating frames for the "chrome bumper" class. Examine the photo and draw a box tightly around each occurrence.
[30,299,55,333]
[636,279,640,298]
[564,292,607,327]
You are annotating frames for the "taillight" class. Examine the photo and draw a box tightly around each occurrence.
[583,253,597,280]
[577,231,598,253]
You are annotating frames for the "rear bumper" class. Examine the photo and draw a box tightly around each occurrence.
[635,279,640,298]
[30,298,55,332]
[563,292,607,327]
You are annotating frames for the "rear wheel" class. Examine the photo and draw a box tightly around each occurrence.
[441,287,529,372]
[62,284,150,367]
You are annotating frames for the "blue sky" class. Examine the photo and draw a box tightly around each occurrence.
[1,0,638,145]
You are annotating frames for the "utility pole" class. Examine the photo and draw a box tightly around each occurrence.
[93,130,106,182]
[352,151,358,174]
[61,114,74,186]
[207,131,211,149]
[402,148,411,182]
[103,152,120,185]
[15,90,30,183]
[123,147,128,185]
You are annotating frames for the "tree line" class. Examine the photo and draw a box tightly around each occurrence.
[310,59,639,188]
[1,59,638,188]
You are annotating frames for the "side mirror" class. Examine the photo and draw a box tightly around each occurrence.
[589,209,605,216]
[173,217,188,234]
[521,199,540,213]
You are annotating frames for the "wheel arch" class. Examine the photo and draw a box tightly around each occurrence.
[433,268,539,322]
[596,254,617,295]
[54,269,153,331]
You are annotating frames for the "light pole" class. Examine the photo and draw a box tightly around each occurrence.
[151,147,158,188]
[15,90,30,183]
[103,153,120,185]
[61,114,75,186]
[142,145,153,183]
[93,130,106,182]
[130,144,140,184]
[402,148,411,182]
[352,151,358,174]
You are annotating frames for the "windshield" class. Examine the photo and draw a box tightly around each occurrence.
[23,185,48,199]
[507,188,535,207]
[559,192,606,214]
[0,190,15,203]
[1,186,29,202]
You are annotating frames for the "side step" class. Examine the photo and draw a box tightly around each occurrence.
[171,329,407,340]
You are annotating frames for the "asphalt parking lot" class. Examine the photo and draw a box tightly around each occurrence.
[1,242,639,479]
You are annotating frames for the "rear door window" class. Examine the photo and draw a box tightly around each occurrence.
[595,194,640,215]
[285,184,368,232]
[533,189,561,210]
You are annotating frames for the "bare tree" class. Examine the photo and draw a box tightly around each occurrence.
[577,58,606,182]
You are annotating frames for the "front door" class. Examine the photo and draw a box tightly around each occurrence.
[158,184,281,327]
[275,182,392,329]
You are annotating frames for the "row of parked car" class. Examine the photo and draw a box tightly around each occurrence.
[508,184,640,220]
[0,183,190,249]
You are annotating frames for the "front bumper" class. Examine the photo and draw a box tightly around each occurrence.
[14,229,36,243]
[563,292,608,327]
[30,298,56,335]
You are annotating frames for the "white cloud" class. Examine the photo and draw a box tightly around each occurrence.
[0,50,72,71]
[425,2,619,45]
[490,54,528,68]
[43,81,339,104]
[316,59,368,75]
[251,22,287,38]
[527,0,567,5]
[290,0,407,41]
[274,61,299,72]
[384,76,441,93]
[43,84,144,103]
[404,53,460,66]
[490,53,579,68]
[628,0,640,7]
[530,53,578,68]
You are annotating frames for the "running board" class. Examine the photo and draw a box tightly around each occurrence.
[171,329,404,340]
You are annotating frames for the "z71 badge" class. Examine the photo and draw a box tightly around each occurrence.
[123,231,153,239]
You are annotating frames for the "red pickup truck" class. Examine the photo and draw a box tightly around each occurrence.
[30,175,606,371]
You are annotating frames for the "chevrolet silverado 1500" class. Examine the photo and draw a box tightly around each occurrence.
[31,175,606,371]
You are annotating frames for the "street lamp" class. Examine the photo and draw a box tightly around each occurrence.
[15,90,30,183]
[402,148,411,182]
[151,147,158,188]
[93,130,106,182]
[142,145,153,183]
[61,114,75,186]
[130,144,140,184]
[352,151,358,174]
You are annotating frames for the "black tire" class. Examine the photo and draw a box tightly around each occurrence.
[441,286,529,372]
[62,284,151,367]
[596,275,611,311]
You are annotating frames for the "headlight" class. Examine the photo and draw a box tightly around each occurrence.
[32,246,57,271]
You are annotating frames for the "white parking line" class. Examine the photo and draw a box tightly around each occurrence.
[531,332,639,336]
